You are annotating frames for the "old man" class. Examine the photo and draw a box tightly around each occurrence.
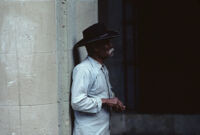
[71,23,125,135]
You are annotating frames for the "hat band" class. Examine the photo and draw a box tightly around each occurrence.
[99,33,109,38]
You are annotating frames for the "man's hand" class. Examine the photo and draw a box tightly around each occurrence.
[102,97,126,111]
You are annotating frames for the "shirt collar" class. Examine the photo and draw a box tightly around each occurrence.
[87,56,104,71]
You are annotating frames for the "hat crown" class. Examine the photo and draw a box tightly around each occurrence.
[74,22,119,47]
[83,23,107,40]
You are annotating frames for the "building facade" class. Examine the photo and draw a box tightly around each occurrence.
[1,0,200,135]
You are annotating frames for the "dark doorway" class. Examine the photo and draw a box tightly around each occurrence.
[137,0,200,114]
[99,0,200,114]
[99,0,138,112]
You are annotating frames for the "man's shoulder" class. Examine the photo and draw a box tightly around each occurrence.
[73,58,99,81]
[73,58,92,72]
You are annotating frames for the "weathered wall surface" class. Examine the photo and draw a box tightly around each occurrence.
[111,113,200,135]
[0,0,98,135]
[56,0,98,134]
[0,0,58,135]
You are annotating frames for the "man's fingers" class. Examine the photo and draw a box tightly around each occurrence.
[106,98,126,111]
[117,101,123,107]
[117,100,125,108]
[108,98,118,105]
[117,100,126,111]
[122,105,126,110]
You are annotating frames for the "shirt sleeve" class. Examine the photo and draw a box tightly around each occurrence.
[71,66,102,113]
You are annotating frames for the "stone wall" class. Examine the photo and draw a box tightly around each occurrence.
[111,113,200,135]
[0,0,58,135]
[56,0,98,134]
[0,0,98,135]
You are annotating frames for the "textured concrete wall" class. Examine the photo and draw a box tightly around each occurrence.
[56,0,98,134]
[0,0,98,135]
[0,0,58,135]
[56,1,72,134]
[70,0,98,61]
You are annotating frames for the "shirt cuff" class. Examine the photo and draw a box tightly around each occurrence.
[111,91,115,98]
[96,97,102,112]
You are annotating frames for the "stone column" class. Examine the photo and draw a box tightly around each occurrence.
[0,0,58,135]
[56,0,98,134]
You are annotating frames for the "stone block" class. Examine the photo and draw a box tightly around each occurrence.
[174,115,200,135]
[0,54,19,105]
[21,103,58,135]
[0,0,56,54]
[0,106,20,135]
[19,53,57,105]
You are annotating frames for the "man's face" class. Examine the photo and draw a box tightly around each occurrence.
[95,40,114,60]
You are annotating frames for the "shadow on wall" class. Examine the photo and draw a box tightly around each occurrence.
[72,44,81,66]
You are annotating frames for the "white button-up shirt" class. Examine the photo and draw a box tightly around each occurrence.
[71,56,114,135]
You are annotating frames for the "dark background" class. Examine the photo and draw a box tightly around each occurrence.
[99,0,200,114]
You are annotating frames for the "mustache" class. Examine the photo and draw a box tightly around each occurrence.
[108,48,114,56]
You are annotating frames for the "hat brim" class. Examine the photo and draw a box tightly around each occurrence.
[74,30,119,48]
